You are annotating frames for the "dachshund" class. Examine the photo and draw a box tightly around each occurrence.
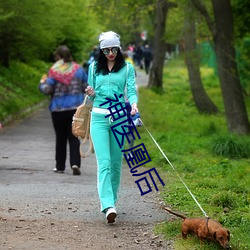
[162,206,231,249]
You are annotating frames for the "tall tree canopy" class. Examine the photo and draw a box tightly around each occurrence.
[91,0,155,47]
[0,0,99,67]
[0,0,249,134]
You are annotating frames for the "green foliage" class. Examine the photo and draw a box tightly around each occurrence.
[232,0,250,39]
[0,0,100,66]
[0,60,49,122]
[165,2,184,44]
[92,0,156,46]
[236,37,250,95]
[210,191,238,209]
[210,134,250,159]
[137,58,250,249]
[154,221,181,240]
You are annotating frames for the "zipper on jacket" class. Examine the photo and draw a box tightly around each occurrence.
[108,72,111,98]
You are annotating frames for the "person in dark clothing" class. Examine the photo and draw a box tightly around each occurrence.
[39,45,88,175]
[87,46,99,67]
[143,44,152,74]
[134,45,144,69]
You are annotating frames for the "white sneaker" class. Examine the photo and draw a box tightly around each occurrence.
[105,207,117,223]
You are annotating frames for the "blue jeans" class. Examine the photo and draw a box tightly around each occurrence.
[90,111,127,212]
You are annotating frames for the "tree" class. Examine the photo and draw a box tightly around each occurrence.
[232,0,250,40]
[232,0,250,96]
[148,0,177,89]
[91,0,156,48]
[191,0,250,134]
[0,0,98,66]
[184,1,218,114]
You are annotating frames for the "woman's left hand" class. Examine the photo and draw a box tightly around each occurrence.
[131,103,138,116]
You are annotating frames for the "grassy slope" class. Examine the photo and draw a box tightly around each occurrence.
[0,60,50,123]
[136,59,250,250]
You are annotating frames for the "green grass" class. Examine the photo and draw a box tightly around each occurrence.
[0,60,50,123]
[1,57,249,249]
[136,58,250,250]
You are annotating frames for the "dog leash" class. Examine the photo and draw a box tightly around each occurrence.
[139,118,209,218]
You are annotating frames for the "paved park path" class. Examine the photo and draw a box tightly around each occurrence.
[0,70,173,250]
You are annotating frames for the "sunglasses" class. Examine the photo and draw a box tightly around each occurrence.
[102,47,119,55]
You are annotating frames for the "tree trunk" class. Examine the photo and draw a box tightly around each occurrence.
[212,0,250,134]
[191,0,250,134]
[184,4,218,114]
[148,0,169,89]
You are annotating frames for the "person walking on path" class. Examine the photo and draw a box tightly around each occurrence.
[143,44,153,75]
[85,31,138,223]
[39,45,88,176]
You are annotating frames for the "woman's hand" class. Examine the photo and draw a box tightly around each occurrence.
[131,103,138,116]
[85,86,96,97]
[40,74,47,83]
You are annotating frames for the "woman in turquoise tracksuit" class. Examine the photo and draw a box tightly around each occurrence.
[86,31,138,223]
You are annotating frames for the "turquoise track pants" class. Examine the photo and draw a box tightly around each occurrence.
[90,111,127,212]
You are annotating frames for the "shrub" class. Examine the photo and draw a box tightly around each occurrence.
[210,191,237,209]
[210,135,250,159]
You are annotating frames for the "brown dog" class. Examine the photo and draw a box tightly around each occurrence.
[162,207,231,249]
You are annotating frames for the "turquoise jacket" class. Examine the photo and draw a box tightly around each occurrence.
[87,62,138,109]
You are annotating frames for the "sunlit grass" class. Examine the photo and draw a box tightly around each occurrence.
[137,58,250,250]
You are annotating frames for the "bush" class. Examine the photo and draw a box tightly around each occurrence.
[210,135,250,159]
[0,60,49,123]
[210,191,237,209]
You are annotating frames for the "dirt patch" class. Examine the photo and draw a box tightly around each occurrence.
[0,83,174,250]
[0,215,173,250]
